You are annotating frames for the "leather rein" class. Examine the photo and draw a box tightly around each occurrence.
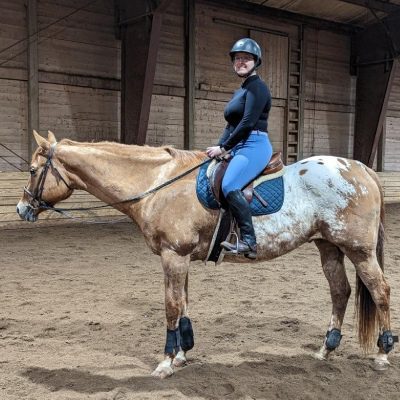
[24,142,212,216]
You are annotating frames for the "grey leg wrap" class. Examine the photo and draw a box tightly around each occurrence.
[165,328,181,354]
[179,317,194,351]
[325,329,342,351]
[377,330,398,354]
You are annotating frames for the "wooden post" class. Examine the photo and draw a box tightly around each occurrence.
[27,0,39,159]
[184,0,195,150]
[353,14,400,167]
[367,60,397,167]
[119,0,170,145]
[377,121,386,172]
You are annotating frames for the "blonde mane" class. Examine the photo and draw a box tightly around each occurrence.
[58,139,207,167]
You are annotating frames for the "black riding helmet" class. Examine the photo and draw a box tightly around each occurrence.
[229,38,262,67]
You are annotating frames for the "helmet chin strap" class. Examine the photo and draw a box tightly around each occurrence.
[236,66,257,78]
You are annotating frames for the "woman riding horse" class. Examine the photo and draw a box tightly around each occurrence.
[206,38,273,260]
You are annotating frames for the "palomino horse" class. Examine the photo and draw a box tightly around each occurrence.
[17,131,394,378]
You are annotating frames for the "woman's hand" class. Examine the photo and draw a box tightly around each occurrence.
[206,146,223,158]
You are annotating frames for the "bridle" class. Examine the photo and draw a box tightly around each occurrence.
[24,142,72,211]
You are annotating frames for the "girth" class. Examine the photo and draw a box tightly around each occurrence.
[209,151,284,206]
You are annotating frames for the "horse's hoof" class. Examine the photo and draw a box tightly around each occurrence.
[373,359,390,371]
[151,359,174,379]
[173,354,186,368]
[313,347,329,361]
[313,351,327,361]
[151,366,174,379]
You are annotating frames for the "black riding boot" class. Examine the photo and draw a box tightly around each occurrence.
[221,189,257,259]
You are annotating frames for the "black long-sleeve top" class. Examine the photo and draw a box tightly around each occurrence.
[218,75,271,151]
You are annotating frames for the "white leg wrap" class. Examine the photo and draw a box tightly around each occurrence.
[314,345,331,361]
[172,350,187,367]
[151,358,174,379]
[373,352,390,371]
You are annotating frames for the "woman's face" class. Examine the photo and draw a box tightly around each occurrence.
[232,52,255,77]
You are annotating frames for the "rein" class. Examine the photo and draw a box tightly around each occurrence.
[25,143,213,216]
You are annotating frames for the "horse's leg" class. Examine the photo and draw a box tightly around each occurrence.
[345,248,392,370]
[151,249,193,378]
[314,239,351,360]
[172,272,190,368]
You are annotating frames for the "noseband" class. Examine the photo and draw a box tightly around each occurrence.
[24,142,72,211]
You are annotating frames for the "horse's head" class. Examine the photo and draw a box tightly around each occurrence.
[17,130,74,222]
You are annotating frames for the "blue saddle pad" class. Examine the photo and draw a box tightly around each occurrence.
[196,162,284,216]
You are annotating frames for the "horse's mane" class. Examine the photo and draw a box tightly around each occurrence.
[163,147,206,165]
[59,139,206,166]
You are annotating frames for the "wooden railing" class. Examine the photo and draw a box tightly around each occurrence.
[1,171,399,228]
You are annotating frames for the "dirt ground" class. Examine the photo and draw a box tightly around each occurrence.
[0,204,399,400]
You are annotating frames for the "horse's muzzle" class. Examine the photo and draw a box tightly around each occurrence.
[16,201,38,222]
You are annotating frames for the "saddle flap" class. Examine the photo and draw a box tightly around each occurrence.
[210,159,229,204]
[210,160,253,204]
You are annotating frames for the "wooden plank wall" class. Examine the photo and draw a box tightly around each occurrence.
[303,28,355,159]
[146,0,185,148]
[0,1,28,172]
[37,0,120,142]
[193,2,299,153]
[386,64,400,171]
[148,1,358,163]
[0,0,120,173]
[377,172,400,203]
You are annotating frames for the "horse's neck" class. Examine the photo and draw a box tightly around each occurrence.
[58,143,175,203]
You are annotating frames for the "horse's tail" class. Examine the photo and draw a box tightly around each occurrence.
[355,167,385,352]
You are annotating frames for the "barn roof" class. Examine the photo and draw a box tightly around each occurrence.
[245,0,400,27]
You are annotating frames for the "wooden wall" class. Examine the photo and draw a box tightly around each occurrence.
[386,64,400,172]
[146,0,185,148]
[0,0,399,175]
[0,0,120,172]
[193,2,299,153]
[0,1,29,172]
[303,28,355,159]
[146,1,358,163]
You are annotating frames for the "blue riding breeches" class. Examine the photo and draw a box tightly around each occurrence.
[222,131,272,197]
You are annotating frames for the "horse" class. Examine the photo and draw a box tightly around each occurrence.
[17,130,394,378]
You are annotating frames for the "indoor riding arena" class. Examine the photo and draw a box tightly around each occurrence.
[1,1,400,399]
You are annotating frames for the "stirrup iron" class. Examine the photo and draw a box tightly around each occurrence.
[221,230,240,255]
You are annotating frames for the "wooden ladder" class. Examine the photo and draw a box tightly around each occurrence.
[285,28,304,164]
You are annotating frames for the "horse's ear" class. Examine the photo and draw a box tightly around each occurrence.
[33,130,50,151]
[47,130,57,144]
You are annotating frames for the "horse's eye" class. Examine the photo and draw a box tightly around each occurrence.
[30,168,36,176]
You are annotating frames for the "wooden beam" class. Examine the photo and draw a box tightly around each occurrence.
[351,12,400,67]
[368,59,397,167]
[27,0,39,159]
[353,59,396,167]
[353,13,400,167]
[203,0,360,33]
[119,0,171,145]
[377,120,386,172]
[339,0,400,14]
[184,0,195,150]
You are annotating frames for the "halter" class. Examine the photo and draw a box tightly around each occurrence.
[23,142,72,211]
